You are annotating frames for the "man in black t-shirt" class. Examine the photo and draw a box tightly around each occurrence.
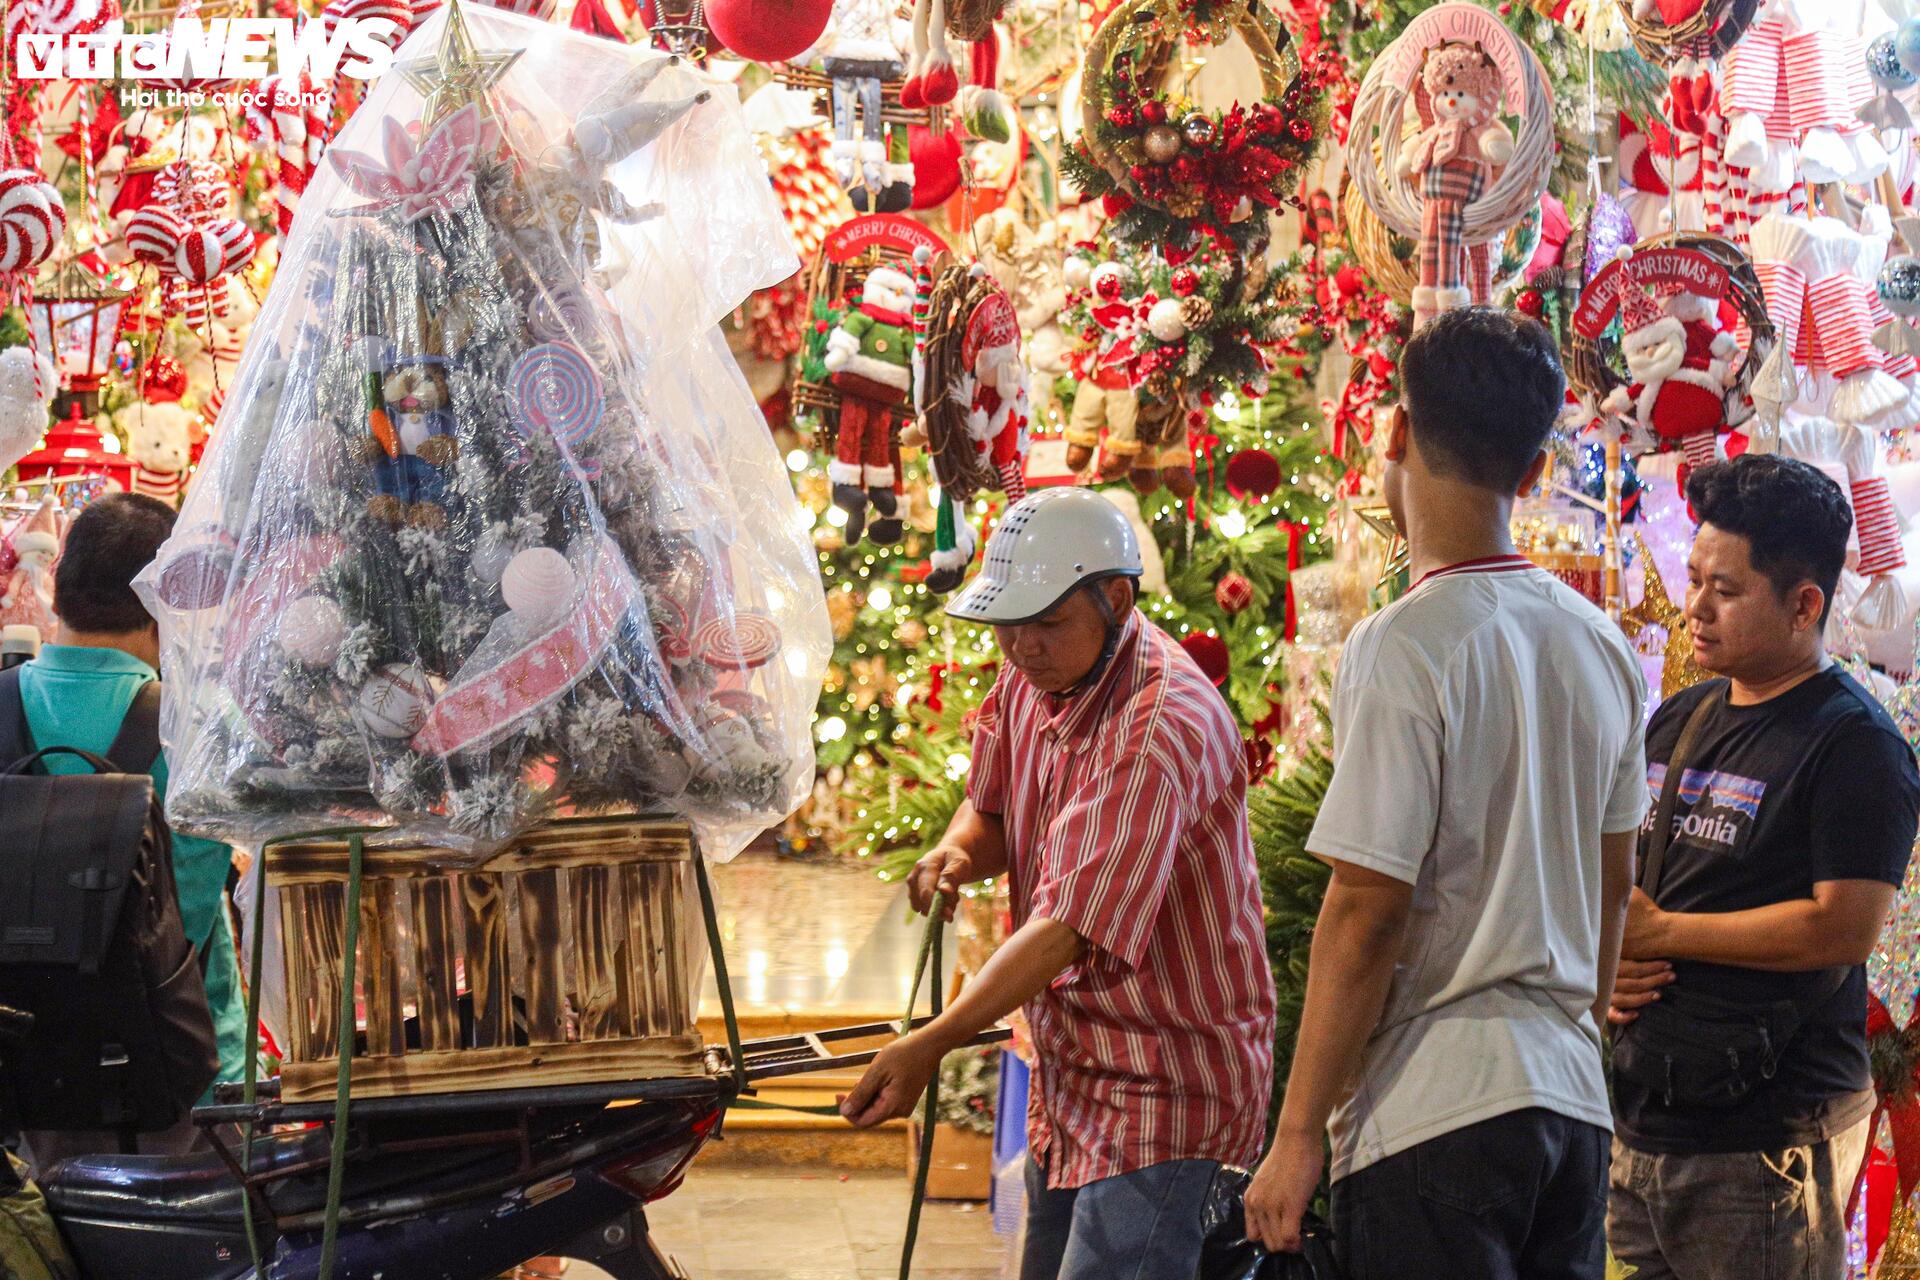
[1608,455,1920,1280]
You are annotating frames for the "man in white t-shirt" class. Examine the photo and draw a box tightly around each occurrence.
[1246,307,1648,1279]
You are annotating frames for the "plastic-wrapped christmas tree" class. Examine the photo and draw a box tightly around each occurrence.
[139,1,830,857]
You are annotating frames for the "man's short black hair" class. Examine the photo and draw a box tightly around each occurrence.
[1685,454,1852,626]
[1401,306,1566,493]
[52,493,176,634]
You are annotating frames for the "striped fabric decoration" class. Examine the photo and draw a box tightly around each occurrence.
[1783,30,1863,134]
[1751,269,1806,370]
[1720,17,1782,116]
[1682,429,1719,471]
[1853,475,1907,576]
[1808,274,1883,379]
[131,466,185,504]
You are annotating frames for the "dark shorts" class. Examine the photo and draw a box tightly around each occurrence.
[1331,1107,1609,1280]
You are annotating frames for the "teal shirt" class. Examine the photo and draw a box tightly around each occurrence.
[17,645,249,1089]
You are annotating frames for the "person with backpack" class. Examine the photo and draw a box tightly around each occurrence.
[1,494,242,1168]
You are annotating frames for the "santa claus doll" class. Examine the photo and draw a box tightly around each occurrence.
[823,265,916,545]
[1602,281,1738,487]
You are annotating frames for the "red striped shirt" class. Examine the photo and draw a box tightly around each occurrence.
[968,613,1275,1189]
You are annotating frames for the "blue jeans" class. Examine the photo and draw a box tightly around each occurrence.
[1019,1156,1223,1280]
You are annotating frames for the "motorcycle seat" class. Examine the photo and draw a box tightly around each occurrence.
[42,1125,494,1226]
[42,1128,330,1225]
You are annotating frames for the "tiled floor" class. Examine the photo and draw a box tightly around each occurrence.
[571,1166,1007,1280]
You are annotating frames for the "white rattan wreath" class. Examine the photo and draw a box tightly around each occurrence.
[1348,2,1556,247]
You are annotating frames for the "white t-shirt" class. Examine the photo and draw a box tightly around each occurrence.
[1309,555,1649,1181]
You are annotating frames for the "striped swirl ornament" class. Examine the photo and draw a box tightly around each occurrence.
[507,342,604,472]
[692,611,781,671]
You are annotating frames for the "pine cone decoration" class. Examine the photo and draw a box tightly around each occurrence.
[1181,295,1213,329]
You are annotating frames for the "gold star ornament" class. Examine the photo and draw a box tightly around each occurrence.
[1619,533,1711,699]
[397,0,523,127]
[1353,504,1410,592]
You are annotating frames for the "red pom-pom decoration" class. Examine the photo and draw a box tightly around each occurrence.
[1181,632,1231,687]
[1225,448,1281,499]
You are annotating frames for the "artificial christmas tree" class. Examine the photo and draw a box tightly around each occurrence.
[140,2,829,856]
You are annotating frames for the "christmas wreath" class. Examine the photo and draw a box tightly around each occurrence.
[1062,0,1331,257]
[1062,237,1299,412]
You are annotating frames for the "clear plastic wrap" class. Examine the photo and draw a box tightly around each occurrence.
[136,4,829,859]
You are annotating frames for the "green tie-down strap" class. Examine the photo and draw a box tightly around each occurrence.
[239,826,383,1280]
[696,851,948,1278]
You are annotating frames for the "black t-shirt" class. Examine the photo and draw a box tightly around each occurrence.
[1614,669,1920,1155]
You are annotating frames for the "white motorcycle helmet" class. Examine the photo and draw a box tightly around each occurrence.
[946,488,1144,625]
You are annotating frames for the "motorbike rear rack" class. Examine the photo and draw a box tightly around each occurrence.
[189,1017,1010,1235]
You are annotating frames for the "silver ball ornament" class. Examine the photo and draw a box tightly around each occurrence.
[1143,124,1183,164]
[1898,17,1920,79]
[1869,32,1917,91]
[1880,255,1920,318]
[1182,114,1216,148]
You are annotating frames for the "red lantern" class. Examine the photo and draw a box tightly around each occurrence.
[26,256,132,399]
[13,401,134,488]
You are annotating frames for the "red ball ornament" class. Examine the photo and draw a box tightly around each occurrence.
[1225,448,1281,499]
[1215,572,1254,614]
[1170,267,1199,297]
[1181,632,1231,687]
[143,353,188,403]
[1141,100,1168,125]
[1106,105,1138,128]
[1516,288,1545,319]
[1095,270,1124,302]
[703,0,832,62]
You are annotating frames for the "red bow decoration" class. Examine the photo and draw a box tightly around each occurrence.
[1851,989,1920,1223]
[1282,520,1308,641]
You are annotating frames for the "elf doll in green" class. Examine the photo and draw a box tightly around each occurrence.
[824,265,915,544]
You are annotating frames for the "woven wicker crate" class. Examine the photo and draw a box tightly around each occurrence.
[267,816,704,1102]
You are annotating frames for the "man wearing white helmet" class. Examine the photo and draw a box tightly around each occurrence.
[842,486,1275,1280]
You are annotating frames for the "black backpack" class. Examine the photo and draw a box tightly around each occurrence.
[0,667,219,1135]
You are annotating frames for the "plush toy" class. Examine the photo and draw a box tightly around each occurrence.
[806,0,914,212]
[898,0,961,109]
[1618,114,1706,237]
[0,500,59,638]
[975,210,1070,419]
[0,346,55,475]
[1065,257,1144,479]
[1398,41,1515,328]
[824,265,915,544]
[120,400,197,506]
[364,352,460,528]
[1603,283,1736,486]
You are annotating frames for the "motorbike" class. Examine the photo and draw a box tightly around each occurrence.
[9,1008,1005,1280]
